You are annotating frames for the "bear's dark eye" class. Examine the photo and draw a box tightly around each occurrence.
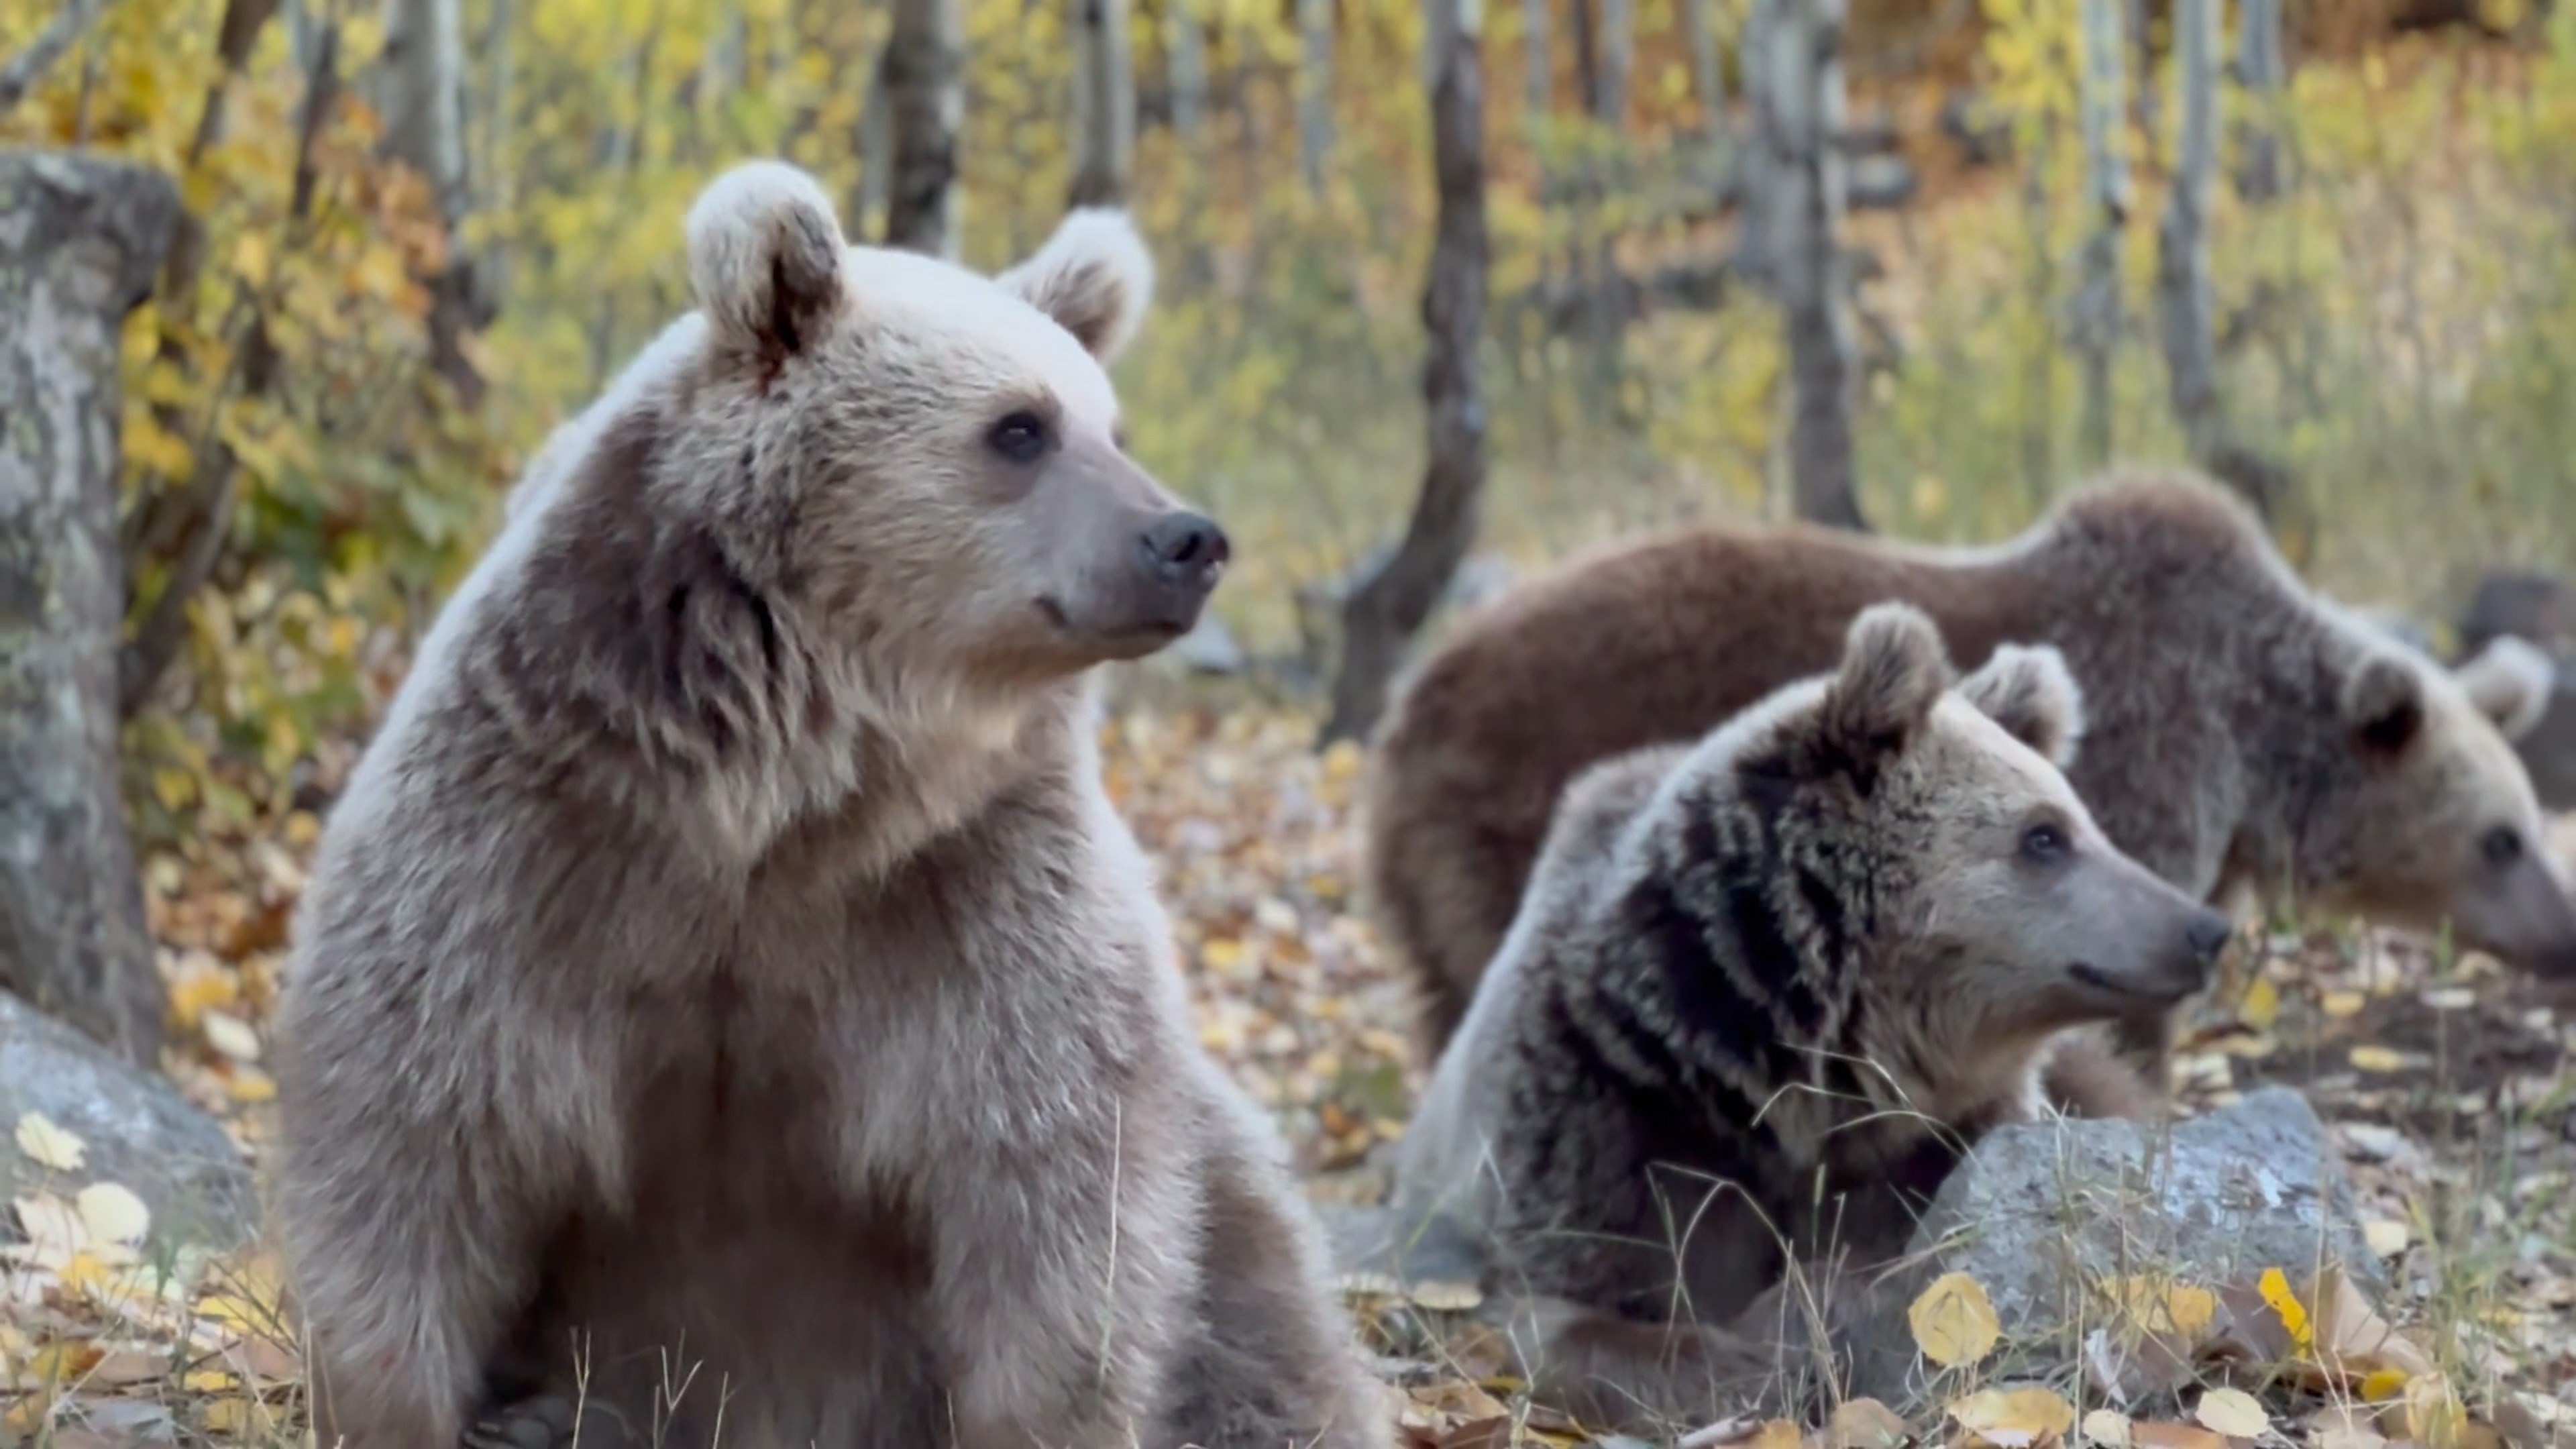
[2019,822,2069,863]
[2482,824,2525,869]
[987,411,1053,464]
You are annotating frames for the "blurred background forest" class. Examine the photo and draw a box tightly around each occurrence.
[5,0,2576,861]
[5,0,2576,1434]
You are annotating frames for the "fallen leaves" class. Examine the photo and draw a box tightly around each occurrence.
[2192,1387,2269,1439]
[1949,1386,2076,1447]
[15,1112,87,1173]
[1911,1271,2003,1368]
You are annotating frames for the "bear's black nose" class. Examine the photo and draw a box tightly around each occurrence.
[2185,911,2233,962]
[1140,513,1232,586]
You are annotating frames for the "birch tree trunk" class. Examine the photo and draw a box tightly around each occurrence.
[1324,0,1487,745]
[1068,0,1135,208]
[883,0,962,256]
[1295,0,1332,195]
[2233,0,2284,203]
[1681,0,1726,144]
[2074,0,2128,468]
[0,152,177,1067]
[1749,0,1864,529]
[374,0,484,405]
[853,46,892,237]
[1167,0,1205,144]
[1592,0,1629,126]
[2156,0,2291,522]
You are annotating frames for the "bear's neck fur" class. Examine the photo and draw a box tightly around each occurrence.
[449,401,1097,883]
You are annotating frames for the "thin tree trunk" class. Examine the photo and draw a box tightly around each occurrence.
[1681,0,1726,143]
[884,0,963,256]
[2233,0,2284,203]
[1592,0,1629,127]
[853,45,892,235]
[1068,0,1135,208]
[2074,0,2127,468]
[1168,0,1205,143]
[2157,0,2290,522]
[1323,0,1487,745]
[1521,0,1549,118]
[121,17,339,718]
[0,0,99,111]
[476,0,515,314]
[0,152,178,1067]
[1751,0,1864,529]
[373,0,484,407]
[1294,0,1332,195]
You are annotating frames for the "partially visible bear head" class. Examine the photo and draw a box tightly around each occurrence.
[654,161,1225,692]
[1742,604,2234,1061]
[2304,631,2576,978]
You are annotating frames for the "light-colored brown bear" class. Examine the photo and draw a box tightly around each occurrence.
[274,161,1388,1449]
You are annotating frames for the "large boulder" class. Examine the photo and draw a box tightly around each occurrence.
[0,990,256,1251]
[1841,1087,2375,1409]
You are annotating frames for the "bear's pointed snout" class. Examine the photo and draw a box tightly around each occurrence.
[1140,512,1231,592]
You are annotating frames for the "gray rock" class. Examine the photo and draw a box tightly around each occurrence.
[1842,1087,2373,1409]
[0,991,256,1251]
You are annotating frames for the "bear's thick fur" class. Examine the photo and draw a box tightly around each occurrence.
[274,162,1387,1449]
[1391,606,2232,1430]
[1365,470,2575,1082]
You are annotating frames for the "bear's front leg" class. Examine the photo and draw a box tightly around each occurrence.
[919,1093,1197,1448]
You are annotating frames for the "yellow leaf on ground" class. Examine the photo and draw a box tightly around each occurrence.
[2348,1045,2406,1073]
[1829,1399,1911,1449]
[2131,1423,2226,1449]
[1407,1279,1483,1311]
[1199,937,1250,971]
[14,1191,87,1266]
[201,1010,262,1062]
[2357,1367,2410,1401]
[2362,1220,2410,1257]
[15,1112,87,1172]
[2196,1387,2270,1439]
[76,1182,150,1247]
[1744,1420,1806,1449]
[2400,1373,2463,1448]
[2083,1411,2133,1447]
[182,1366,241,1393]
[2320,990,2367,1018]
[1951,1387,2076,1448]
[1909,1270,2001,1367]
[2259,1267,2314,1352]
[23,1340,103,1383]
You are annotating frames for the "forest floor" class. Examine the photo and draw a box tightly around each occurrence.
[5,700,2575,1446]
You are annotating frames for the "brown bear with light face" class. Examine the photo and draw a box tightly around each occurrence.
[274,162,1388,1449]
[1391,604,2233,1430]
[1364,471,2576,1095]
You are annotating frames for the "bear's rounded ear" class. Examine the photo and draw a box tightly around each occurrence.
[1960,643,2086,769]
[1818,602,1951,782]
[686,161,847,359]
[998,209,1156,364]
[2453,635,2556,743]
[2343,651,2427,757]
